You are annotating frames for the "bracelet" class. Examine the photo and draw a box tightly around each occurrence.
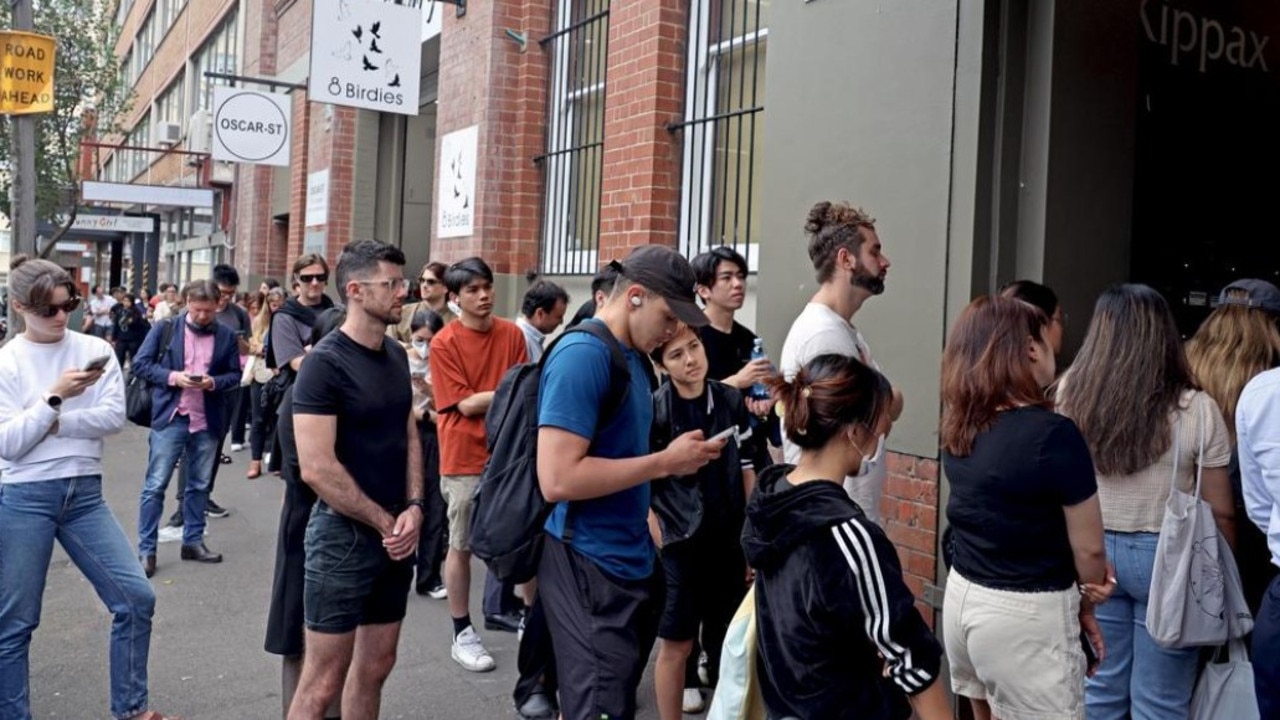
[406,498,427,512]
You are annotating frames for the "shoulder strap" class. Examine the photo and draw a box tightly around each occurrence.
[549,322,632,429]
[156,318,177,363]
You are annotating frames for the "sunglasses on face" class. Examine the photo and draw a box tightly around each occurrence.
[419,278,440,286]
[36,296,82,318]
[299,273,329,285]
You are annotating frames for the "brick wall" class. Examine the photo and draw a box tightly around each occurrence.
[597,0,686,260]
[881,450,941,627]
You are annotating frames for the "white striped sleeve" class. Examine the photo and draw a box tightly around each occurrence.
[831,519,940,695]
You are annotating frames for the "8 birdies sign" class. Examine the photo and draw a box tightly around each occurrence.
[309,0,422,115]
[212,87,292,167]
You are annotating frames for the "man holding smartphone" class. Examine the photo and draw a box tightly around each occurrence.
[131,280,242,577]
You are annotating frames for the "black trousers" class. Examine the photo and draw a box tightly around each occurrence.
[537,535,662,720]
[1255,575,1280,720]
[230,385,250,446]
[249,382,276,461]
[514,593,559,708]
[413,422,447,591]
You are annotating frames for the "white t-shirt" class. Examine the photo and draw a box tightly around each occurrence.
[779,302,887,524]
[89,295,117,328]
[0,332,127,483]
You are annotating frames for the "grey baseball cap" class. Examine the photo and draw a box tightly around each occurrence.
[1219,279,1280,314]
[608,245,708,327]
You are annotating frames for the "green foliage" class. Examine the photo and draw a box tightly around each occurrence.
[0,0,134,231]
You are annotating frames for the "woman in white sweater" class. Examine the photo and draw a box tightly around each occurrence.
[0,257,175,720]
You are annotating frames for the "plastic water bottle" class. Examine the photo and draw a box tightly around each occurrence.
[749,339,771,400]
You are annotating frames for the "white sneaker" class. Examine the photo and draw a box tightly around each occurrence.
[263,452,272,466]
[683,688,705,714]
[451,626,496,672]
[698,650,710,685]
[230,443,245,452]
[428,584,448,600]
[157,526,183,544]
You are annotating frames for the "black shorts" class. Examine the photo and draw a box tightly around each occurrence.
[303,502,413,634]
[659,529,748,642]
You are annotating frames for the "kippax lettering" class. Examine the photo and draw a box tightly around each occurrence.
[1141,0,1271,73]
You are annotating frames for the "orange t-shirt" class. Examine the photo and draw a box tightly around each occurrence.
[430,317,529,475]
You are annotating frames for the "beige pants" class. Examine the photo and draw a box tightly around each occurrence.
[943,569,1086,720]
[441,474,480,551]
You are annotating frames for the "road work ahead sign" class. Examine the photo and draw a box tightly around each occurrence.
[0,31,55,115]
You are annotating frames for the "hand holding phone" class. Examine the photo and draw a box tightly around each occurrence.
[188,374,205,383]
[83,355,111,373]
[708,426,737,444]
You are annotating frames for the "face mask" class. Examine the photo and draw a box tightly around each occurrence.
[412,339,430,357]
[853,433,886,478]
[447,300,462,317]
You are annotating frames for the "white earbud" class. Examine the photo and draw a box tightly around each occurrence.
[630,295,642,307]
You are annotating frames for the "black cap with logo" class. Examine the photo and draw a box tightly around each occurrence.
[609,245,708,327]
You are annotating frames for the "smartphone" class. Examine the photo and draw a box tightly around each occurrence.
[708,426,737,444]
[83,355,111,372]
[188,374,205,383]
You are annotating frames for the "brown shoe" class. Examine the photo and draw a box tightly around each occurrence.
[246,460,262,479]
[180,543,223,563]
[140,555,156,579]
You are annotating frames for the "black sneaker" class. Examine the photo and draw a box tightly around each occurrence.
[166,510,183,528]
[205,500,231,519]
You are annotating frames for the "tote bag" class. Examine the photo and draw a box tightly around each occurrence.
[1147,405,1252,647]
[1189,639,1259,720]
[707,585,767,720]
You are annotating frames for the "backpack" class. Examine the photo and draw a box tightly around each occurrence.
[469,321,632,584]
[707,585,767,720]
[125,318,177,427]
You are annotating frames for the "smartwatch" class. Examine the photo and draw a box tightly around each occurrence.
[406,498,427,513]
[44,394,63,411]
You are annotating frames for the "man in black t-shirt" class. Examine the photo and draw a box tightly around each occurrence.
[288,240,424,720]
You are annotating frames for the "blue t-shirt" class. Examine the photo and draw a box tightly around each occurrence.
[539,320,655,580]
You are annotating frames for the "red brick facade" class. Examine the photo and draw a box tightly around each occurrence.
[882,451,941,626]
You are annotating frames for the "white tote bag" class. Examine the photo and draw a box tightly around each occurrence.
[1189,639,1260,720]
[1147,409,1231,648]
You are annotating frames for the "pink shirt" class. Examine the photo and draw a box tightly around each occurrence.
[168,325,215,433]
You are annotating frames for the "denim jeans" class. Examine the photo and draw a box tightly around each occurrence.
[1085,531,1199,720]
[138,416,219,555]
[1255,574,1280,719]
[0,476,157,719]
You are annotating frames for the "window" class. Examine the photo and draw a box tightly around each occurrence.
[123,113,151,180]
[115,0,135,26]
[119,50,133,89]
[536,0,609,275]
[156,75,187,126]
[676,0,768,270]
[158,0,187,34]
[194,10,240,112]
[136,9,157,71]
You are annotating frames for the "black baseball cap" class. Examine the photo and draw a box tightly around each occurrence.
[1219,279,1280,314]
[609,245,708,327]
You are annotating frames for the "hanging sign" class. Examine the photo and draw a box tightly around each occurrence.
[309,0,422,115]
[212,87,292,167]
[437,124,478,238]
[306,170,330,228]
[0,31,56,115]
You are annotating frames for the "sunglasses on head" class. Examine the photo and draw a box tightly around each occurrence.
[299,273,329,284]
[36,296,82,318]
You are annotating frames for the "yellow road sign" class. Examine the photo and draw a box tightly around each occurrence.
[0,30,55,115]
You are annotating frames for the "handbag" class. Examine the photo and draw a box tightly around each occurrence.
[240,356,256,388]
[707,585,767,720]
[125,319,176,427]
[1147,403,1250,647]
[1189,639,1259,720]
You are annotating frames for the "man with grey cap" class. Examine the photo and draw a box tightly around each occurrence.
[533,244,725,720]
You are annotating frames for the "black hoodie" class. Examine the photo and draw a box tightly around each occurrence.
[743,464,942,720]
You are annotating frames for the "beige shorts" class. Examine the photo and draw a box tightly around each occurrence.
[441,474,480,552]
[943,569,1086,720]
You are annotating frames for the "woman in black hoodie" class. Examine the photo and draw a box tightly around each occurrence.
[743,353,950,720]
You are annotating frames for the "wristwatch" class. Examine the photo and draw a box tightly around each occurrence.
[44,394,63,411]
[406,498,427,513]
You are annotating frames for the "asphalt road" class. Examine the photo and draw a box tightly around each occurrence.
[25,424,674,720]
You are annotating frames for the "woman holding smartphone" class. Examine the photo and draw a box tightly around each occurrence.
[0,256,175,719]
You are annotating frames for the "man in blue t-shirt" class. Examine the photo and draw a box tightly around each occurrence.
[536,245,725,720]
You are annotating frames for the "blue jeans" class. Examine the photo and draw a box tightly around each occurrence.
[138,416,218,555]
[0,477,157,719]
[1255,574,1280,719]
[1085,531,1199,720]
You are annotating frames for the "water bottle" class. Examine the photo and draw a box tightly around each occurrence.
[749,338,771,400]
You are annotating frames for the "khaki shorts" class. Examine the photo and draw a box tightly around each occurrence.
[441,474,480,552]
[943,569,1086,720]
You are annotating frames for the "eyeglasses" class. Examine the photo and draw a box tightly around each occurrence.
[36,297,82,318]
[360,278,410,292]
[218,288,236,297]
[419,278,440,286]
[299,273,329,285]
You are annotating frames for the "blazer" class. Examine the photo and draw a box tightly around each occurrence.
[131,315,242,436]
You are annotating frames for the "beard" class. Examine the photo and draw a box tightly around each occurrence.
[851,265,886,295]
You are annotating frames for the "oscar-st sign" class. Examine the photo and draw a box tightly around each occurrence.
[212,87,292,167]
[309,0,423,115]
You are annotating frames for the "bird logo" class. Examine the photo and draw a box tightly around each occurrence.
[362,55,379,72]
[352,25,363,42]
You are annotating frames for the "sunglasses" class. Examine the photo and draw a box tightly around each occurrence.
[299,273,329,285]
[36,296,82,318]
[218,288,237,297]
[419,278,440,286]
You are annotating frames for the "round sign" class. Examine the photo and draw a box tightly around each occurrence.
[213,91,290,163]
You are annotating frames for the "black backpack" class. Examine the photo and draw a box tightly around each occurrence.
[125,319,177,427]
[469,321,632,584]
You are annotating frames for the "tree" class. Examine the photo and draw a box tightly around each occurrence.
[0,0,133,256]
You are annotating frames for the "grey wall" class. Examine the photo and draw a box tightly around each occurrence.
[756,0,963,458]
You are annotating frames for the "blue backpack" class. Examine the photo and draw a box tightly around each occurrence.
[469,321,631,584]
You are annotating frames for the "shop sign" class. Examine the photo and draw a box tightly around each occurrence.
[306,170,330,228]
[69,215,156,233]
[1141,0,1272,73]
[0,31,55,115]
[437,125,478,238]
[309,0,422,115]
[212,87,292,167]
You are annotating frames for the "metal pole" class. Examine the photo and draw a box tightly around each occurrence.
[6,0,37,339]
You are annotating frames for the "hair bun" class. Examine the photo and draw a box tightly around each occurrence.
[804,201,833,235]
[10,253,30,271]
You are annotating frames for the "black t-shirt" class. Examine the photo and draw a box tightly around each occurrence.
[291,330,413,511]
[670,388,750,532]
[698,321,758,382]
[943,407,1097,592]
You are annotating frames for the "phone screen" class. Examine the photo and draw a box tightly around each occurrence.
[84,355,111,372]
